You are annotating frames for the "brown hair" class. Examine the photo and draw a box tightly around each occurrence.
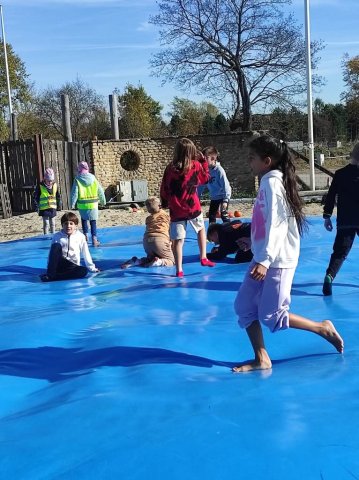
[249,135,307,235]
[172,138,197,173]
[61,212,79,225]
[202,146,219,157]
[145,197,161,214]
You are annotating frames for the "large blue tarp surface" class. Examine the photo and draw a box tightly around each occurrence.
[0,217,358,479]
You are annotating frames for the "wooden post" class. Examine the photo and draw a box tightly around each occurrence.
[34,134,44,182]
[61,94,73,142]
[109,94,119,140]
[11,113,18,140]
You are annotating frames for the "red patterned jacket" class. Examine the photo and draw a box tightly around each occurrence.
[160,159,210,221]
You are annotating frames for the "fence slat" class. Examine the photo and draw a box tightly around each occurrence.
[0,138,89,215]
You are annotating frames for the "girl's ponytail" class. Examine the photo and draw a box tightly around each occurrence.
[249,135,307,235]
[278,141,307,236]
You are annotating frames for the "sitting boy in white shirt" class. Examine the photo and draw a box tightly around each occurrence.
[40,212,99,282]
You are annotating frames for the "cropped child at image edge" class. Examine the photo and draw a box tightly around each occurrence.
[40,212,99,282]
[322,142,359,296]
[233,135,343,373]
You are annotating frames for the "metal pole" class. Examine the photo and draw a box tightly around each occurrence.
[304,0,315,190]
[109,94,119,140]
[0,5,14,140]
[61,94,73,142]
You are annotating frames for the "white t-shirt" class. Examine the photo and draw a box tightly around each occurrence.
[251,170,300,269]
[51,230,97,272]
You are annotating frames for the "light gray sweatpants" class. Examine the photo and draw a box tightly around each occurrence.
[234,260,296,332]
[43,216,56,234]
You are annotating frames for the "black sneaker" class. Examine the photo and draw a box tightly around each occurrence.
[40,274,51,282]
[322,274,333,296]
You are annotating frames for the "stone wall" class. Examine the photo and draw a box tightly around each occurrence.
[90,132,257,201]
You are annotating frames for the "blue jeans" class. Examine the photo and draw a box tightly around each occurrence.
[81,219,97,237]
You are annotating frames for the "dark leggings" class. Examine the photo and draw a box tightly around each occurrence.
[46,243,88,281]
[326,228,359,279]
[235,249,254,263]
[81,219,97,237]
[208,199,230,224]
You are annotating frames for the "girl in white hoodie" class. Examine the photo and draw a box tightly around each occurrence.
[233,136,343,372]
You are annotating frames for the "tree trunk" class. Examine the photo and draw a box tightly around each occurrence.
[238,70,252,131]
[229,70,252,131]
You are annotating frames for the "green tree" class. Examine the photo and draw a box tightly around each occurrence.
[213,114,230,134]
[168,98,203,135]
[0,43,32,140]
[116,84,164,138]
[313,100,347,142]
[341,54,359,141]
[168,98,221,135]
[253,107,307,140]
[34,78,110,140]
[150,0,323,131]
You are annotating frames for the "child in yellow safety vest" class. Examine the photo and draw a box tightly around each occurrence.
[33,167,62,235]
[70,161,106,247]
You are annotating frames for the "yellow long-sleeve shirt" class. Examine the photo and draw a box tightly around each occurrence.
[144,209,171,239]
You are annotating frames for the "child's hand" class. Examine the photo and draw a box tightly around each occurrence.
[324,218,333,231]
[250,263,267,281]
[196,152,206,163]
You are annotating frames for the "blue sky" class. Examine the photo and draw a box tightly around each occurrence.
[2,0,358,116]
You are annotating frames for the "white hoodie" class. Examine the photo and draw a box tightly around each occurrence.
[251,170,300,269]
[51,230,97,272]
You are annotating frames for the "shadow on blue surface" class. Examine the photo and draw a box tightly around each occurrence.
[1,345,339,383]
[0,218,359,479]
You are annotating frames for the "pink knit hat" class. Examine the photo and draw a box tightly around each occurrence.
[78,161,89,174]
[44,167,55,182]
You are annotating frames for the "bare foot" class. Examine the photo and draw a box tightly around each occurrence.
[232,356,272,373]
[320,320,344,353]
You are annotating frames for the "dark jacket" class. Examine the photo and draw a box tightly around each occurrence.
[207,221,253,263]
[33,181,61,218]
[323,164,359,228]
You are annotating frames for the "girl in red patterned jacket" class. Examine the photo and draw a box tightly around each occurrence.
[160,138,215,277]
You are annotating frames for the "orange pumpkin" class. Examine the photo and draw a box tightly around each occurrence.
[233,210,242,217]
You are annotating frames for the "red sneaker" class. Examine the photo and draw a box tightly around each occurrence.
[176,271,184,278]
[201,258,215,267]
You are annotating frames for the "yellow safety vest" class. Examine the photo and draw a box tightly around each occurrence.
[39,183,57,210]
[76,178,99,210]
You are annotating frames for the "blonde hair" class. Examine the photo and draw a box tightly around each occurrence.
[145,197,161,214]
[172,138,197,173]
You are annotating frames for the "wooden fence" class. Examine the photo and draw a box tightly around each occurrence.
[0,135,89,214]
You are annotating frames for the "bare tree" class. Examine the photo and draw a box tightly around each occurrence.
[35,78,111,140]
[150,0,323,130]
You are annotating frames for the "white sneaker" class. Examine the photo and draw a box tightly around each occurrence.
[151,258,163,267]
